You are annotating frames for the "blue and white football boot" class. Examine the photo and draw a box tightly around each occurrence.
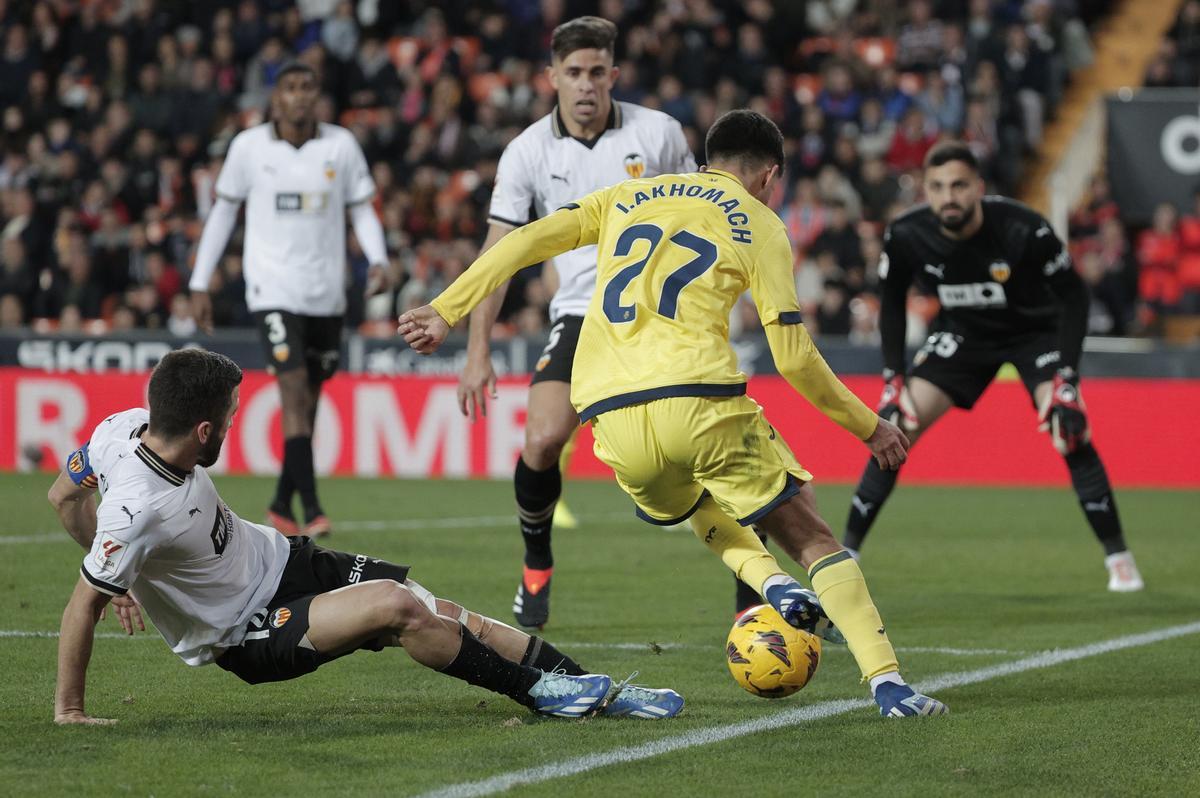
[600,672,685,719]
[764,581,847,644]
[528,671,612,718]
[874,682,949,717]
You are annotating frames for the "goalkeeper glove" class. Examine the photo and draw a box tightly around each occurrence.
[1038,366,1090,454]
[878,369,918,430]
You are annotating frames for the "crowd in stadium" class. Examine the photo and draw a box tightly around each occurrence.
[3,0,1194,342]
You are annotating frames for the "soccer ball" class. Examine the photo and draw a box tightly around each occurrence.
[726,604,821,698]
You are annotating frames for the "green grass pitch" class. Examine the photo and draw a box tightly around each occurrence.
[1,473,1198,797]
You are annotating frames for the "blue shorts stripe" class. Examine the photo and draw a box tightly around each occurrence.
[736,474,802,526]
[579,383,747,423]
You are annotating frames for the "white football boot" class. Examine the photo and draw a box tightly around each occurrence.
[1105,551,1144,592]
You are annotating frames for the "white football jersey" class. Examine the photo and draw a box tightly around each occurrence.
[489,102,696,320]
[215,122,376,316]
[79,424,290,666]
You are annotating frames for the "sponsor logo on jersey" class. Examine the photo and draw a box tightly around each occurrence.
[271,607,292,628]
[936,281,1008,308]
[988,260,1012,283]
[623,153,646,178]
[93,532,129,573]
[1035,350,1061,369]
[1044,247,1071,276]
[274,192,330,213]
[210,505,231,556]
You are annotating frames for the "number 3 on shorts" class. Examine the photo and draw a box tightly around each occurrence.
[264,312,287,345]
[602,224,717,324]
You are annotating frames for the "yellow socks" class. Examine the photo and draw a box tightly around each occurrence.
[688,496,786,596]
[807,550,899,681]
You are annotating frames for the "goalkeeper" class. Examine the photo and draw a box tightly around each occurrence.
[840,141,1142,593]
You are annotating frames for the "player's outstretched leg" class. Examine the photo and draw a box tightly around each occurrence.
[758,483,947,718]
[423,586,683,719]
[1063,442,1143,591]
[305,580,612,717]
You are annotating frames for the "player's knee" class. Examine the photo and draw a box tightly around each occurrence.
[523,428,567,467]
[368,580,430,633]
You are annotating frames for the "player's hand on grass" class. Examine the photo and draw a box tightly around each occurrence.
[866,417,909,471]
[99,595,145,636]
[191,291,214,334]
[458,353,498,421]
[1037,367,1090,454]
[878,369,919,431]
[397,305,450,354]
[54,709,117,726]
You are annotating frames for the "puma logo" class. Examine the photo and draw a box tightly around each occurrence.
[120,505,141,523]
[1084,497,1111,513]
[924,263,945,279]
[189,507,202,517]
[705,526,717,543]
[1036,224,1051,238]
[851,496,874,516]
[550,173,568,183]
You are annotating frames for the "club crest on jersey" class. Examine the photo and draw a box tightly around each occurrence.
[623,153,645,179]
[68,450,85,473]
[271,607,292,628]
[273,344,290,363]
[323,160,336,181]
[535,353,551,372]
[989,260,1012,283]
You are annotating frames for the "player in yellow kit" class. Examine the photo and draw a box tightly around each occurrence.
[400,110,947,717]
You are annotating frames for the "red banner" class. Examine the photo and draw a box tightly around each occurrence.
[0,367,1194,487]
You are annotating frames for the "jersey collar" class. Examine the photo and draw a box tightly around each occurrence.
[550,101,622,148]
[135,443,189,486]
[269,120,322,148]
[705,168,744,186]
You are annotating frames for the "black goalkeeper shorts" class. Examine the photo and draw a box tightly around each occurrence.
[216,536,410,685]
[909,330,1061,410]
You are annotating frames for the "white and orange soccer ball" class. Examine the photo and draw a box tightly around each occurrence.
[726,604,821,698]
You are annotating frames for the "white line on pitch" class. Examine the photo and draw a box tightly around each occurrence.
[0,512,639,543]
[414,620,1200,798]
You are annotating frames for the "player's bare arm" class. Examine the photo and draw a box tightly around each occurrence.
[48,472,98,549]
[48,473,145,635]
[400,206,597,354]
[54,576,116,725]
[459,220,515,420]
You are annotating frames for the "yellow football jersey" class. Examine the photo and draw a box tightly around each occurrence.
[564,169,800,420]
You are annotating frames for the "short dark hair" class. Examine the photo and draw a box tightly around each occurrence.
[705,109,785,169]
[148,349,243,438]
[924,141,980,172]
[551,16,618,61]
[276,60,317,83]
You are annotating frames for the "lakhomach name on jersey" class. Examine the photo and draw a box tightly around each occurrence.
[612,180,753,244]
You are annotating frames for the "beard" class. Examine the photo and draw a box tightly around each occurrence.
[937,203,976,232]
[196,433,225,468]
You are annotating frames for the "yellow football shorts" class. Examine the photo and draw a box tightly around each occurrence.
[589,394,812,526]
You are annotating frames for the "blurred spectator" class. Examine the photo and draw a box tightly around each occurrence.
[887,108,937,172]
[1178,188,1200,312]
[0,0,1115,341]
[1137,202,1182,316]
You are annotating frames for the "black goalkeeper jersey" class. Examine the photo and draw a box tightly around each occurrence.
[878,196,1088,375]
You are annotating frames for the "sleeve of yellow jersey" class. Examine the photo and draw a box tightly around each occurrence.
[750,227,879,441]
[431,189,607,327]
